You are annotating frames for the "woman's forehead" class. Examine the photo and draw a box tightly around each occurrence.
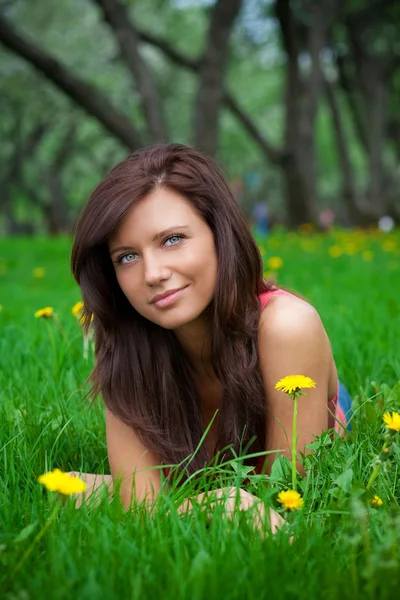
[108,189,203,248]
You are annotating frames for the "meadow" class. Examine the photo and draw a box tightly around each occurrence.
[1,228,400,600]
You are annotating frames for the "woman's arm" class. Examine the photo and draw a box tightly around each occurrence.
[258,294,335,475]
[105,406,162,509]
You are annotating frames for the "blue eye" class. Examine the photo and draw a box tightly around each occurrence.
[120,253,136,264]
[165,235,182,246]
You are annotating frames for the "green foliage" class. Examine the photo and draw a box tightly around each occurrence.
[4,0,398,233]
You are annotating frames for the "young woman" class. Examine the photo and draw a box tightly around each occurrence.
[69,143,350,525]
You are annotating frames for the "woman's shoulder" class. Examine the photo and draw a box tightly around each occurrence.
[258,288,323,342]
[257,287,338,410]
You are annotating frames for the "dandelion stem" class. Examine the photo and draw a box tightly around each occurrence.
[45,319,59,378]
[292,391,299,491]
[53,314,68,342]
[366,440,389,491]
[366,463,381,492]
[11,501,61,580]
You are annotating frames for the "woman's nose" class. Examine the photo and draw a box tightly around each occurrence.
[143,253,170,286]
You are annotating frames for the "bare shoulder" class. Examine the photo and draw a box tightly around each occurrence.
[258,293,326,341]
[257,292,337,403]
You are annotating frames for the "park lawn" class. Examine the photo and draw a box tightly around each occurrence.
[0,228,400,599]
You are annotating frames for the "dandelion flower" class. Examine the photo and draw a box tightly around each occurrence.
[267,256,283,270]
[382,240,396,252]
[34,307,54,319]
[275,375,316,395]
[344,243,357,255]
[329,245,342,258]
[277,489,304,511]
[369,495,383,507]
[383,411,400,431]
[362,250,374,261]
[72,301,84,318]
[0,305,2,312]
[33,267,46,278]
[38,468,87,495]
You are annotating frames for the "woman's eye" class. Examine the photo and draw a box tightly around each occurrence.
[165,235,182,246]
[120,253,136,264]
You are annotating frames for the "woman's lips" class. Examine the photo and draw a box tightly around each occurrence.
[153,285,189,308]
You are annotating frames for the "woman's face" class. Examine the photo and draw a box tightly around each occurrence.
[108,186,218,331]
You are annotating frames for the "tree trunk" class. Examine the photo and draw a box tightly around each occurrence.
[276,0,331,226]
[41,172,71,234]
[193,0,242,156]
[362,61,389,218]
[324,77,362,224]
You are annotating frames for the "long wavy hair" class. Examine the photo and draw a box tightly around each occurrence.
[71,143,274,483]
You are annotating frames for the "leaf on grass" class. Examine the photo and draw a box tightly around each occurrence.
[230,462,256,477]
[385,381,400,409]
[269,455,291,483]
[332,468,353,493]
[189,550,212,578]
[364,401,378,425]
[13,521,38,544]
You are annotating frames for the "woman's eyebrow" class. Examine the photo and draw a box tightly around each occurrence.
[110,225,190,256]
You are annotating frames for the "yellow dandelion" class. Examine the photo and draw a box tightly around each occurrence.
[0,305,2,312]
[369,495,383,507]
[343,243,357,255]
[382,240,396,252]
[267,256,283,270]
[38,468,87,495]
[34,307,54,319]
[362,250,374,261]
[275,374,316,395]
[329,245,342,258]
[33,267,46,278]
[383,411,400,431]
[72,301,84,318]
[277,489,304,511]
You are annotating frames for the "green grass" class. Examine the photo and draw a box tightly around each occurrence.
[1,228,400,599]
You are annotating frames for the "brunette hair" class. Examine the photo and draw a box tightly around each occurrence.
[71,143,274,482]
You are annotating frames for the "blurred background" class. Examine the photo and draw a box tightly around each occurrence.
[0,0,399,235]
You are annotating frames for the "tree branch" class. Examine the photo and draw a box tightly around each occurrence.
[0,12,143,150]
[93,0,167,143]
[223,92,285,165]
[136,26,284,164]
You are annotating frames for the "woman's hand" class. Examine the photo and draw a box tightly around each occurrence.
[68,472,113,508]
[178,486,286,536]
